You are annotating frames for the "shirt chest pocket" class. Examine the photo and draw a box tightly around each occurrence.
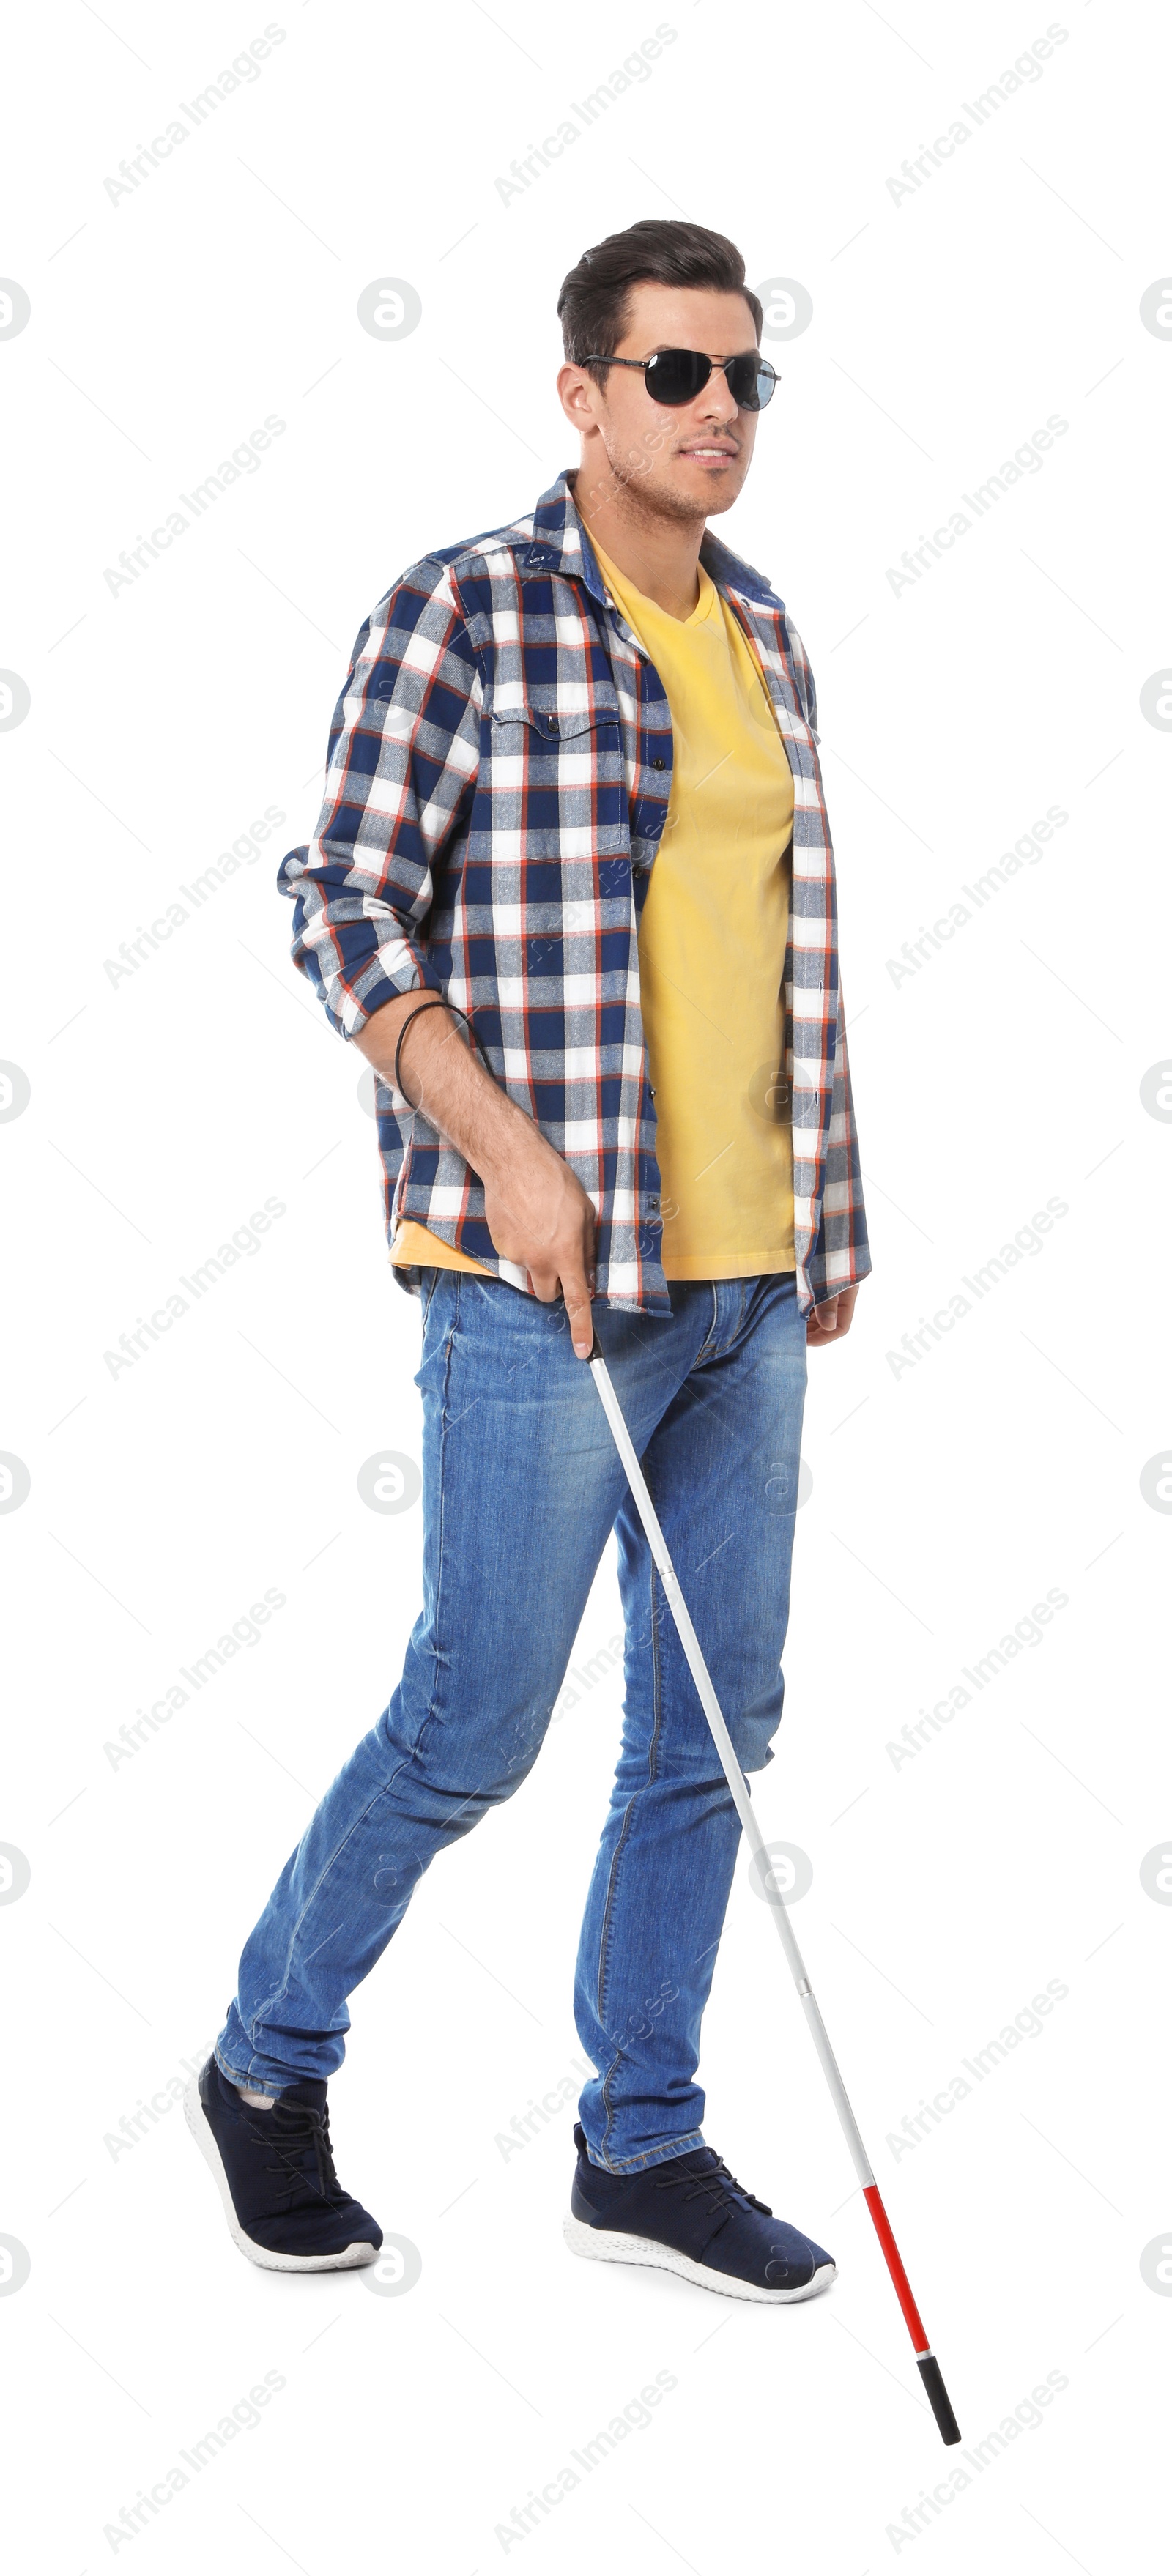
[481,694,628,847]
[483,692,621,752]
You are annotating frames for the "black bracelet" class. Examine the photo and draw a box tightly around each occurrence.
[392,995,493,1105]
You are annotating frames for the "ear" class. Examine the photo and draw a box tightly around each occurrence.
[557,361,603,434]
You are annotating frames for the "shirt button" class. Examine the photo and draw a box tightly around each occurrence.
[651,757,666,770]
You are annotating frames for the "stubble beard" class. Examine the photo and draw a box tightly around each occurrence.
[587,434,743,537]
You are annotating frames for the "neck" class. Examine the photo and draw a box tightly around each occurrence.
[569,465,704,620]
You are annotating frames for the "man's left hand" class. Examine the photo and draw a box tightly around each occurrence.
[806,1284,861,1347]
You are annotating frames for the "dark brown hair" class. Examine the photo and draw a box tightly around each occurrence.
[557,220,763,387]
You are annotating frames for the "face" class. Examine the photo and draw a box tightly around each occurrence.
[559,281,764,524]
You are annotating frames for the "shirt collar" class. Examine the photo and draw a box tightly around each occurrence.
[527,469,786,615]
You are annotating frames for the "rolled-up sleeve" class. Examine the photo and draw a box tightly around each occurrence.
[278,556,482,1039]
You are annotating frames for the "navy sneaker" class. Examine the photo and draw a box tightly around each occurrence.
[185,2056,382,2273]
[564,2122,835,2304]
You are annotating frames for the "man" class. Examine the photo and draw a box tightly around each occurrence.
[187,219,869,2300]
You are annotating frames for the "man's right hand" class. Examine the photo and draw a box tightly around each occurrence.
[481,1127,597,1356]
[352,992,598,1359]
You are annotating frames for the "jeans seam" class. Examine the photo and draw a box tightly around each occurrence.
[596,1808,634,2034]
[691,1280,720,1365]
[597,2043,626,2158]
[697,1278,751,1362]
[420,1272,457,1750]
[592,2126,706,2174]
[212,2044,285,2097]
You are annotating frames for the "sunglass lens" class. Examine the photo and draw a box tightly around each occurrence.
[726,355,776,411]
[644,349,711,406]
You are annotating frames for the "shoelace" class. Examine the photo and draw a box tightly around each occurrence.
[258,2101,344,2206]
[652,2153,771,2224]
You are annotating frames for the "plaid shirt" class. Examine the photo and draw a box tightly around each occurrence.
[278,469,869,1315]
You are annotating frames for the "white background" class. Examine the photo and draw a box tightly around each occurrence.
[1,1,1169,2568]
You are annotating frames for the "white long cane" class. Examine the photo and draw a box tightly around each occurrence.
[587,1340,961,2446]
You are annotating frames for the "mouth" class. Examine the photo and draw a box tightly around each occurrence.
[677,443,739,462]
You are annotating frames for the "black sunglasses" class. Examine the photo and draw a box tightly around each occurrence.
[583,347,777,412]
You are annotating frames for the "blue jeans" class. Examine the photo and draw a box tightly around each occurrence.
[215,1270,806,2171]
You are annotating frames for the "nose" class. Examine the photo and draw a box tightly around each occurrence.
[696,363,740,427]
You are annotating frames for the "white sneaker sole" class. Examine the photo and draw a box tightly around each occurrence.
[183,2074,380,2274]
[563,2212,836,2304]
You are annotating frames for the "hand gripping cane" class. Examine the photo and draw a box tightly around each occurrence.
[587,1338,962,2446]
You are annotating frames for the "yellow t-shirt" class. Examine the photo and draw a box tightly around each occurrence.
[593,535,796,1277]
[391,536,796,1281]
